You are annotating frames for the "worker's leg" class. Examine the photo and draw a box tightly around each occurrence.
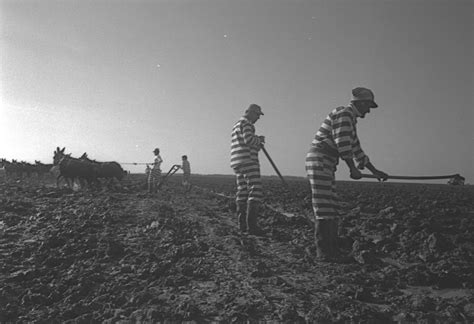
[331,166,342,216]
[306,150,339,259]
[234,167,249,232]
[148,169,161,193]
[147,173,154,193]
[183,173,191,191]
[240,161,264,235]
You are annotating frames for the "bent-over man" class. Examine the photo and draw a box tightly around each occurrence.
[306,87,388,260]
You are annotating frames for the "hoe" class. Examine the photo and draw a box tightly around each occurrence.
[247,146,465,221]
[361,173,464,183]
[262,145,464,186]
[261,146,289,189]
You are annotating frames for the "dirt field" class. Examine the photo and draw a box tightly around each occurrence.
[1,174,473,323]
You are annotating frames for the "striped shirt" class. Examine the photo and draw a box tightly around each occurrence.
[311,104,369,168]
[230,117,262,168]
[152,155,163,171]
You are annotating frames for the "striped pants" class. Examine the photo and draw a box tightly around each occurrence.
[148,168,161,190]
[305,147,340,219]
[233,161,263,203]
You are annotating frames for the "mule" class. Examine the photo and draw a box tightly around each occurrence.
[80,153,126,188]
[53,147,96,189]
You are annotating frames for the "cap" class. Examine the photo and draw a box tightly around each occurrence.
[245,104,264,115]
[153,148,160,153]
[351,87,378,108]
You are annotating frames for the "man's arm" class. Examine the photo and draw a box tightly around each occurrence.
[242,123,262,148]
[333,112,363,179]
[344,158,362,179]
[333,113,355,159]
[352,136,370,170]
[350,135,387,181]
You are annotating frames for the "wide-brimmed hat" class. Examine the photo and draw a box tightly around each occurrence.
[245,104,264,115]
[351,87,378,108]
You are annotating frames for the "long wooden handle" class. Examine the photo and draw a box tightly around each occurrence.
[261,146,289,188]
[361,174,460,180]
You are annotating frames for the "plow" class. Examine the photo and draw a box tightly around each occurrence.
[157,164,181,189]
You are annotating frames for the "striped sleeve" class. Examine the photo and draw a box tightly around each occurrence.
[231,118,261,168]
[332,112,354,160]
[352,132,370,169]
[242,122,261,148]
[314,118,332,142]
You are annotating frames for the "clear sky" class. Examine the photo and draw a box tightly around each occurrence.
[1,0,473,183]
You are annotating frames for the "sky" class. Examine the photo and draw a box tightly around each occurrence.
[1,0,473,184]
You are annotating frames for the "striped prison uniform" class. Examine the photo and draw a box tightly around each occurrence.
[231,117,263,203]
[148,155,163,188]
[306,104,370,219]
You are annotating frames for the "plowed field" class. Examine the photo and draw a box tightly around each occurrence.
[1,174,473,323]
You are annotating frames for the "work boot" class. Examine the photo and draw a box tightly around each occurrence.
[236,201,248,232]
[247,200,265,236]
[314,218,339,260]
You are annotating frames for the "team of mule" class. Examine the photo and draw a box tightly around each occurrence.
[53,147,126,187]
[1,148,137,190]
[0,158,52,180]
[53,147,126,189]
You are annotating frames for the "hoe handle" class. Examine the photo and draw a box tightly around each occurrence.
[361,173,461,180]
[261,146,289,188]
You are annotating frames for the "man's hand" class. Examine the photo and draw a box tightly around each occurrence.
[372,169,388,182]
[350,168,362,180]
[258,136,265,144]
[365,162,388,182]
[344,158,362,180]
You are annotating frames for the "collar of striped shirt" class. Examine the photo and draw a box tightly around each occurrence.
[348,103,362,120]
[241,116,252,124]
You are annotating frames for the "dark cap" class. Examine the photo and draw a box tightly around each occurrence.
[245,104,264,115]
[351,87,378,108]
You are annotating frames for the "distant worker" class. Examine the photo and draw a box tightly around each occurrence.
[448,174,465,185]
[231,104,266,235]
[148,148,163,193]
[306,87,388,260]
[180,155,191,191]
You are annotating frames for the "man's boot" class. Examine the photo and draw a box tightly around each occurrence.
[247,200,265,236]
[236,201,248,232]
[314,218,338,260]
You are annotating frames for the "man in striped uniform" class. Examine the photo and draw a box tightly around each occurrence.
[148,148,163,193]
[231,104,265,235]
[306,87,388,260]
